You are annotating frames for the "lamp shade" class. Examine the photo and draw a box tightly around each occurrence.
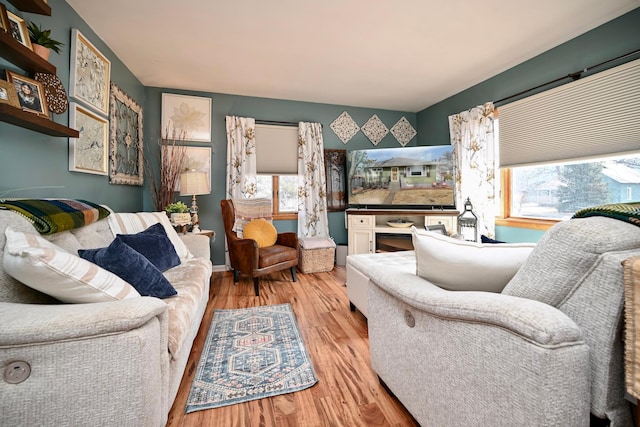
[180,170,209,196]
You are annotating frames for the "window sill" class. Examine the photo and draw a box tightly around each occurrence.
[495,217,558,231]
[273,212,298,221]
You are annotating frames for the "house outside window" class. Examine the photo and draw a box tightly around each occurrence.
[508,155,640,221]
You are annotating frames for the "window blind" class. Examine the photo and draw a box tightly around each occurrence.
[255,124,299,174]
[498,58,640,168]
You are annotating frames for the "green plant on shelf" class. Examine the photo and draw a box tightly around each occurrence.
[27,22,64,54]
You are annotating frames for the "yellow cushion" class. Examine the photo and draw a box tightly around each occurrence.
[243,218,277,248]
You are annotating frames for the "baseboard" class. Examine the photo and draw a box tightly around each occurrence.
[212,264,228,272]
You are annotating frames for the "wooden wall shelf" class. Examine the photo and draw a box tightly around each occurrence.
[6,0,51,15]
[0,31,56,75]
[0,104,79,137]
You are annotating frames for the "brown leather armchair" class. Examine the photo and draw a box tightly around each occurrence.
[220,199,298,296]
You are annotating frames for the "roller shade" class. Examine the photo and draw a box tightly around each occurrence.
[498,58,640,168]
[255,124,299,174]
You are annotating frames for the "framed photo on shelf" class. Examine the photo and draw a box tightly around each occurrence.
[161,93,212,142]
[69,102,109,175]
[0,4,9,33]
[109,82,144,186]
[69,28,111,116]
[6,71,49,117]
[6,11,31,50]
[0,80,20,108]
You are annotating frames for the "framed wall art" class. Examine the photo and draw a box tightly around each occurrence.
[0,4,9,33]
[0,80,20,109]
[161,93,212,142]
[69,102,109,175]
[163,146,212,192]
[69,29,111,116]
[109,82,144,186]
[6,71,49,117]
[324,149,347,211]
[6,11,31,50]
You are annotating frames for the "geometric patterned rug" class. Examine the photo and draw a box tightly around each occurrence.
[185,303,318,413]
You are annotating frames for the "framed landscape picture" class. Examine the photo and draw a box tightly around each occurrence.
[70,29,111,116]
[69,102,109,175]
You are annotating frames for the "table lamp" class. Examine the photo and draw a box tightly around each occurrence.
[180,170,209,233]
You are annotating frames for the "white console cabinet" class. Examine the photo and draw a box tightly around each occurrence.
[346,209,459,255]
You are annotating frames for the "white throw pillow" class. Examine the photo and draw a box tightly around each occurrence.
[411,227,536,292]
[107,212,192,259]
[3,227,141,303]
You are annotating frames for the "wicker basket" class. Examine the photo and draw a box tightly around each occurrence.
[299,238,336,273]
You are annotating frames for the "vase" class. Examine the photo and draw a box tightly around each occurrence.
[32,44,51,61]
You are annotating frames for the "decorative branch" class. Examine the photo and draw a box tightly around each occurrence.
[146,125,188,212]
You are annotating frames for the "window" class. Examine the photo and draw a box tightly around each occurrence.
[255,175,299,219]
[505,154,640,223]
[497,58,640,230]
[254,124,299,219]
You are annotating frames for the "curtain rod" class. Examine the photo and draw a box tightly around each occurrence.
[255,119,299,127]
[494,49,640,106]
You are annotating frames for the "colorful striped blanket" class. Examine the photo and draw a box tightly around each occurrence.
[0,199,110,235]
[572,202,640,227]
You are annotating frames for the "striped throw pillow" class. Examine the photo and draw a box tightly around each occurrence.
[3,227,140,303]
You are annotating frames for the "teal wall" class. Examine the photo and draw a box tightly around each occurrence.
[0,0,145,212]
[416,8,640,242]
[2,2,638,263]
[143,87,416,264]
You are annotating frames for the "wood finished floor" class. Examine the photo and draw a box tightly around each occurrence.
[166,267,419,427]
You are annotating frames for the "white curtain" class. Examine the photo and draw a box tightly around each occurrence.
[297,122,329,237]
[225,116,257,199]
[448,102,497,238]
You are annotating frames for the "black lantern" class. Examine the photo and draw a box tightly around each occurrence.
[457,198,478,242]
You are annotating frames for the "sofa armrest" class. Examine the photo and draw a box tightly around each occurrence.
[366,266,583,346]
[0,298,170,426]
[366,269,591,425]
[179,234,210,260]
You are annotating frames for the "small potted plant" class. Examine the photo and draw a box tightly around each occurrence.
[165,201,191,226]
[27,22,64,61]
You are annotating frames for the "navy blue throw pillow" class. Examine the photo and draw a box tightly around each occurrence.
[79,238,177,298]
[481,235,506,244]
[117,223,181,272]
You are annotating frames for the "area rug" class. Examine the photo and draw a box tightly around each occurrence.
[185,303,318,413]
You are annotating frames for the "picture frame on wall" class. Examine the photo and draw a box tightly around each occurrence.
[324,149,347,211]
[0,79,20,109]
[69,29,111,116]
[5,11,31,50]
[163,146,212,192]
[109,82,144,186]
[69,102,109,175]
[0,4,10,33]
[161,93,212,142]
[6,71,49,117]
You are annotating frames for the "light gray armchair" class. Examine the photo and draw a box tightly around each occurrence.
[363,216,640,426]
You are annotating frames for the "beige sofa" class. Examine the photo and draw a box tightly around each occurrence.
[0,208,212,427]
[347,216,640,426]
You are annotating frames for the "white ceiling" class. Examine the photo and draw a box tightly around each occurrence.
[66,0,639,113]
